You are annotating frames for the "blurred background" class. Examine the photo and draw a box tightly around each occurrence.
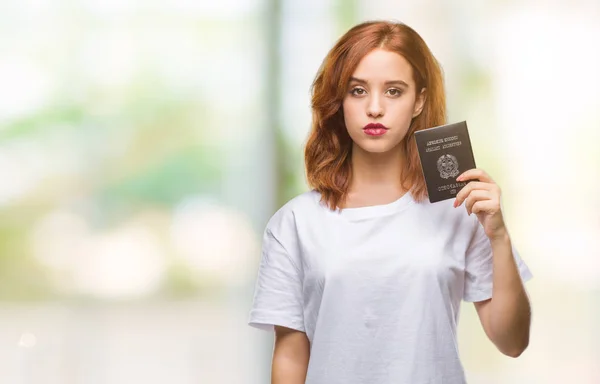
[0,0,598,383]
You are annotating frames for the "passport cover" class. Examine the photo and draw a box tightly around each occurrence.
[414,121,477,203]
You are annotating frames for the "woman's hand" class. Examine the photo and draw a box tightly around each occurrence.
[453,168,508,241]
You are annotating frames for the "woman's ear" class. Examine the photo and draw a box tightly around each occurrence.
[412,88,427,118]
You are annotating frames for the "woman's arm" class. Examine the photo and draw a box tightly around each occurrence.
[474,231,531,357]
[454,168,531,357]
[272,326,310,384]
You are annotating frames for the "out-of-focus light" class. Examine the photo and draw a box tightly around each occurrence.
[0,140,52,205]
[0,134,95,206]
[170,197,259,285]
[0,57,52,123]
[73,225,166,299]
[533,227,600,291]
[31,210,88,273]
[31,211,167,299]
[17,332,37,349]
[493,7,600,290]
[79,31,138,89]
[78,0,257,17]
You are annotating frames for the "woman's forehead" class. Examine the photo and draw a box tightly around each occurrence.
[351,49,414,85]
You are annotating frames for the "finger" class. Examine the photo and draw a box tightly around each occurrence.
[454,181,494,207]
[471,199,500,216]
[456,168,494,183]
[465,190,493,215]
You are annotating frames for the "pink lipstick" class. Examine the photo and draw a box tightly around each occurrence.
[363,123,388,136]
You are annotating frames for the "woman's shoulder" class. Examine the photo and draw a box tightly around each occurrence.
[264,190,323,233]
[283,189,323,211]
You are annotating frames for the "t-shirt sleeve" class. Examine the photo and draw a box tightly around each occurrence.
[248,227,305,332]
[463,221,533,303]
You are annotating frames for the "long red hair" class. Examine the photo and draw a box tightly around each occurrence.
[305,20,446,210]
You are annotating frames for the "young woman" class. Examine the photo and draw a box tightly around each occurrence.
[248,20,533,384]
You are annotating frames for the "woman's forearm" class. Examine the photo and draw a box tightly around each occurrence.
[488,231,531,356]
[272,353,309,383]
[272,326,310,383]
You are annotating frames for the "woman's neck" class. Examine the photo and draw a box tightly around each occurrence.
[345,143,408,207]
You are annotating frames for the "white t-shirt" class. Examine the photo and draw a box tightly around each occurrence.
[248,189,533,384]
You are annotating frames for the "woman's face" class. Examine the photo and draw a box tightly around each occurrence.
[342,48,426,154]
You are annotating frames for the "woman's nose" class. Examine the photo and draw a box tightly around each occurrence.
[367,95,384,118]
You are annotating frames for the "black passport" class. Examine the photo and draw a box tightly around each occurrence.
[414,121,477,203]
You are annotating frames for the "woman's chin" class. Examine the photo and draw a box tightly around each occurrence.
[354,141,399,154]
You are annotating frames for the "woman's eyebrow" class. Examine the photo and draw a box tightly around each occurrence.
[349,77,408,87]
[385,79,409,87]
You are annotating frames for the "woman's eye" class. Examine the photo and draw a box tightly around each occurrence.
[351,87,366,96]
[387,88,402,96]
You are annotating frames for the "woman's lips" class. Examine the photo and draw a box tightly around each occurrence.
[363,123,388,136]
